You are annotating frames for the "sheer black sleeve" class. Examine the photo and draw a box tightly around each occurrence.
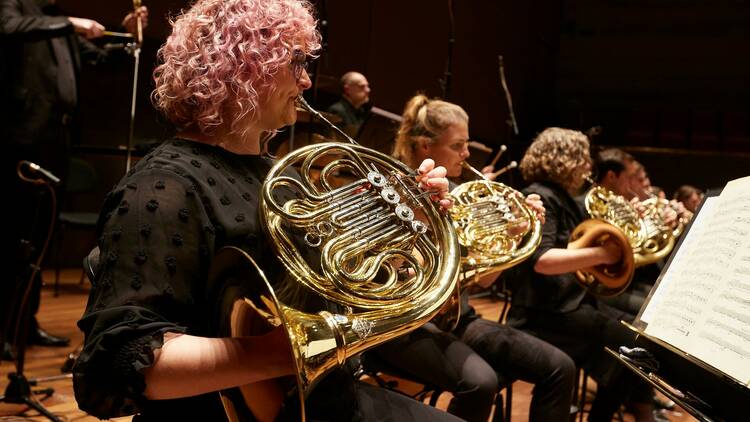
[73,168,214,418]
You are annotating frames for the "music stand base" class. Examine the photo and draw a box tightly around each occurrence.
[0,372,63,422]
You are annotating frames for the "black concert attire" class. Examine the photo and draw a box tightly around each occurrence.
[1,0,106,350]
[372,296,576,422]
[370,180,575,422]
[326,98,370,136]
[507,181,651,421]
[73,139,461,422]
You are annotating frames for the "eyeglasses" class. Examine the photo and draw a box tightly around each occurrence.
[291,49,311,80]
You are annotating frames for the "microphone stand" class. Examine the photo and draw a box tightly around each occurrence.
[0,166,64,422]
[492,56,520,185]
[311,0,328,107]
[498,55,519,137]
[439,0,455,100]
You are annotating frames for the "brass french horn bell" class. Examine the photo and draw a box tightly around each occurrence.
[568,218,635,297]
[567,182,678,297]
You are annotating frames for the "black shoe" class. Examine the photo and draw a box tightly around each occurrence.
[28,327,70,347]
[2,341,14,361]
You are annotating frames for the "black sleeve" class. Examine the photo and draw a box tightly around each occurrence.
[0,0,73,39]
[525,187,560,266]
[73,169,215,418]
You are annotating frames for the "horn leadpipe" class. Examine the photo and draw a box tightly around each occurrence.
[296,96,358,146]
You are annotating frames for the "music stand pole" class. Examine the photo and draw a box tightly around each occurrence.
[125,42,141,173]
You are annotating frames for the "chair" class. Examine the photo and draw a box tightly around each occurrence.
[60,246,99,373]
[53,157,99,296]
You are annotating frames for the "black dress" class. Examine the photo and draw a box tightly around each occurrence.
[73,139,462,422]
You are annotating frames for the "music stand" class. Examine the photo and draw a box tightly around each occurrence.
[354,106,402,156]
[608,181,750,421]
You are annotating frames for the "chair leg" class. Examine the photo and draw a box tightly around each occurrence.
[492,391,505,422]
[504,382,512,422]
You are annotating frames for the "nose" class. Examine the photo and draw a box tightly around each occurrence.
[298,69,312,90]
[460,144,470,159]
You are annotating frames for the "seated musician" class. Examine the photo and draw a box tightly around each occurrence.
[368,94,576,422]
[590,148,685,318]
[508,128,658,421]
[673,184,703,213]
[71,1,461,421]
[326,71,372,137]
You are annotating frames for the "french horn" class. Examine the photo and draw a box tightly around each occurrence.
[568,185,677,297]
[434,160,541,330]
[211,97,460,421]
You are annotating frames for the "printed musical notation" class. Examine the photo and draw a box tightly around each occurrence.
[641,176,750,386]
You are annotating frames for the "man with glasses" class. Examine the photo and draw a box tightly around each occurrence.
[327,71,371,137]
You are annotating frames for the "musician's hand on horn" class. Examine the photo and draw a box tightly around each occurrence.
[661,203,679,229]
[629,197,647,218]
[524,193,545,225]
[122,6,149,35]
[599,238,623,265]
[417,159,453,211]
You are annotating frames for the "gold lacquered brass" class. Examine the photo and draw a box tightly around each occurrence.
[568,185,677,297]
[450,162,541,280]
[434,162,541,330]
[212,98,460,422]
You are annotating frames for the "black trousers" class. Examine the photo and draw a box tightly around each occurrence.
[371,320,575,422]
[511,303,653,422]
[305,368,464,422]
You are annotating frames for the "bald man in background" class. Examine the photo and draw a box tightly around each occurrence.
[327,71,371,137]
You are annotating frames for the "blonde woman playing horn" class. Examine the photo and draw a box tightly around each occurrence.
[369,94,576,422]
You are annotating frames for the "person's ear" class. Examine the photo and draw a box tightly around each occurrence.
[416,136,430,153]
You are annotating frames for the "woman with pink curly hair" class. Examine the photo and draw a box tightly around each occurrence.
[73,0,459,420]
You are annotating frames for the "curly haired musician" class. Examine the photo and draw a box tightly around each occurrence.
[370,94,576,422]
[72,1,459,420]
[509,128,657,421]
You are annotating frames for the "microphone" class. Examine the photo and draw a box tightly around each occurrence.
[21,161,61,185]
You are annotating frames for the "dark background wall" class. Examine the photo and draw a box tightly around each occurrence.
[54,0,750,264]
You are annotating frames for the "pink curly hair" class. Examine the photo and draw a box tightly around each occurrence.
[152,0,321,136]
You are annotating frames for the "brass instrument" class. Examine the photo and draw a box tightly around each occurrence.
[211,97,460,421]
[568,185,677,296]
[451,161,541,279]
[434,161,541,330]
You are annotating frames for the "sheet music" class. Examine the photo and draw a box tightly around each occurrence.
[642,176,750,385]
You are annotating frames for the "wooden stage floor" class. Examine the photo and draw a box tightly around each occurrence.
[0,269,695,421]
